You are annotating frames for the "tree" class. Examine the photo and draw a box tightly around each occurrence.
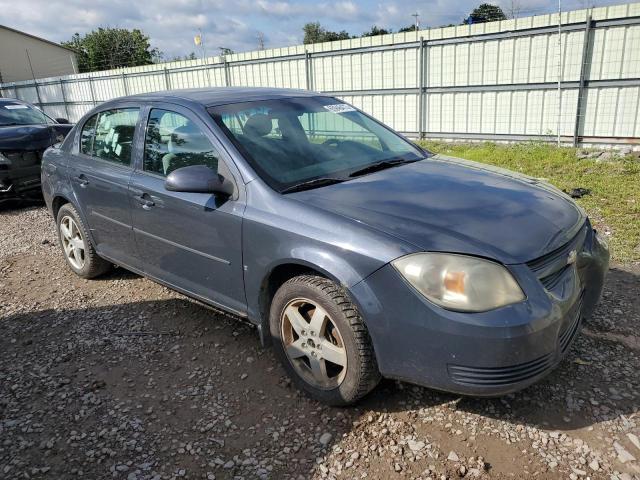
[303,22,351,44]
[361,26,392,37]
[464,4,507,24]
[62,28,161,73]
[169,52,198,62]
[399,25,418,33]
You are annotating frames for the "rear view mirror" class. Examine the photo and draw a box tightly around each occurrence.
[165,165,234,196]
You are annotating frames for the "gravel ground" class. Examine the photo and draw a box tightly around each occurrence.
[1,203,639,480]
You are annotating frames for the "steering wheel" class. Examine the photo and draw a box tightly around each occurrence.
[322,138,342,147]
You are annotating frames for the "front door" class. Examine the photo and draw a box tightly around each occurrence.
[68,107,140,267]
[129,106,246,315]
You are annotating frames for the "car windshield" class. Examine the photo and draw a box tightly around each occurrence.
[209,96,427,192]
[0,102,52,127]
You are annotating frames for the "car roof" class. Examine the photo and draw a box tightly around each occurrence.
[102,87,327,109]
[0,98,27,104]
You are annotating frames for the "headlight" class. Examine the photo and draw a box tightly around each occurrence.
[0,152,10,164]
[392,253,525,312]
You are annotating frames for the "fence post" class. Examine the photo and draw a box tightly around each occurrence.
[223,57,231,87]
[88,75,97,106]
[418,37,425,139]
[573,13,593,147]
[121,71,129,96]
[163,68,170,90]
[59,79,70,120]
[205,61,212,87]
[304,49,311,90]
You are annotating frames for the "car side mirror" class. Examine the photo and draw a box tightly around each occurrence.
[55,117,70,124]
[165,165,234,196]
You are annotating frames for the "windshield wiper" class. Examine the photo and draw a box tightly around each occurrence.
[0,122,21,127]
[348,157,420,178]
[280,177,346,194]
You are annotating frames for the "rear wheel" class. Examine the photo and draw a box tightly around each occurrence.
[270,275,380,406]
[56,204,111,279]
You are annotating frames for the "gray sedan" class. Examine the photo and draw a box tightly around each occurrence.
[41,87,609,405]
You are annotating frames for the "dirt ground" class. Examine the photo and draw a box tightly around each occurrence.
[1,202,639,480]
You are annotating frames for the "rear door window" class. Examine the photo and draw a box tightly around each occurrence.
[92,108,139,166]
[79,109,139,165]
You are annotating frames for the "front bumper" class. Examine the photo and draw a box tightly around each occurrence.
[351,225,609,396]
[0,157,42,199]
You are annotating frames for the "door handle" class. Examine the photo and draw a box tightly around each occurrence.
[134,193,155,209]
[74,174,89,187]
[44,164,57,175]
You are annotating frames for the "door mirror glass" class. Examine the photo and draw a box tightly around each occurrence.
[165,165,234,196]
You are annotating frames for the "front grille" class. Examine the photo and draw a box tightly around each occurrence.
[540,265,571,290]
[527,222,589,289]
[448,352,555,387]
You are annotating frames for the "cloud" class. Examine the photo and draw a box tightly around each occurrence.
[0,0,623,61]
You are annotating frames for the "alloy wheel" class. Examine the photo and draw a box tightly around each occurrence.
[60,216,85,270]
[280,298,348,390]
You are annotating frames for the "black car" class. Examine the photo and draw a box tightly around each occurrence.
[0,98,73,201]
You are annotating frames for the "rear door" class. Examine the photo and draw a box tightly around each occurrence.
[129,104,246,315]
[68,106,141,267]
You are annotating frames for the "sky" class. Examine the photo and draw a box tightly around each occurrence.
[0,0,626,61]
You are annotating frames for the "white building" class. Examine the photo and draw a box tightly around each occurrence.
[0,25,77,84]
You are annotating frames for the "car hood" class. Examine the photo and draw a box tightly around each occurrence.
[0,124,58,151]
[289,155,585,264]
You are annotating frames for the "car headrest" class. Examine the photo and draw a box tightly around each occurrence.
[112,125,135,142]
[242,114,272,138]
[168,124,210,154]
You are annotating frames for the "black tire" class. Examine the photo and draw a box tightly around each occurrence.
[270,275,381,406]
[56,203,111,279]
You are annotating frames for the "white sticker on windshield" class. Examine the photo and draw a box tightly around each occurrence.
[323,104,356,114]
[4,104,29,110]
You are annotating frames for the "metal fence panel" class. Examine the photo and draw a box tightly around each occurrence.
[1,2,639,146]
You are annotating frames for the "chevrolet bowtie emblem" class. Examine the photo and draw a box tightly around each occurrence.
[567,250,577,265]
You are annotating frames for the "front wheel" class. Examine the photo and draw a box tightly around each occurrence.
[269,275,380,406]
[56,203,111,279]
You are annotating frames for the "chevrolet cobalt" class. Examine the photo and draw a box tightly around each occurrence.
[42,88,609,405]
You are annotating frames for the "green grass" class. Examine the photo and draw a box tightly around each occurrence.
[419,141,640,264]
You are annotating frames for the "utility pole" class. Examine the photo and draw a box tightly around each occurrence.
[195,29,206,60]
[411,12,420,31]
[200,29,206,60]
[258,32,265,50]
[25,49,43,107]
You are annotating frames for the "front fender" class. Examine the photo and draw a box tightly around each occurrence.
[242,223,394,325]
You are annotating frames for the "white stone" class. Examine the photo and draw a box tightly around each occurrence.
[319,432,332,446]
[614,442,636,463]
